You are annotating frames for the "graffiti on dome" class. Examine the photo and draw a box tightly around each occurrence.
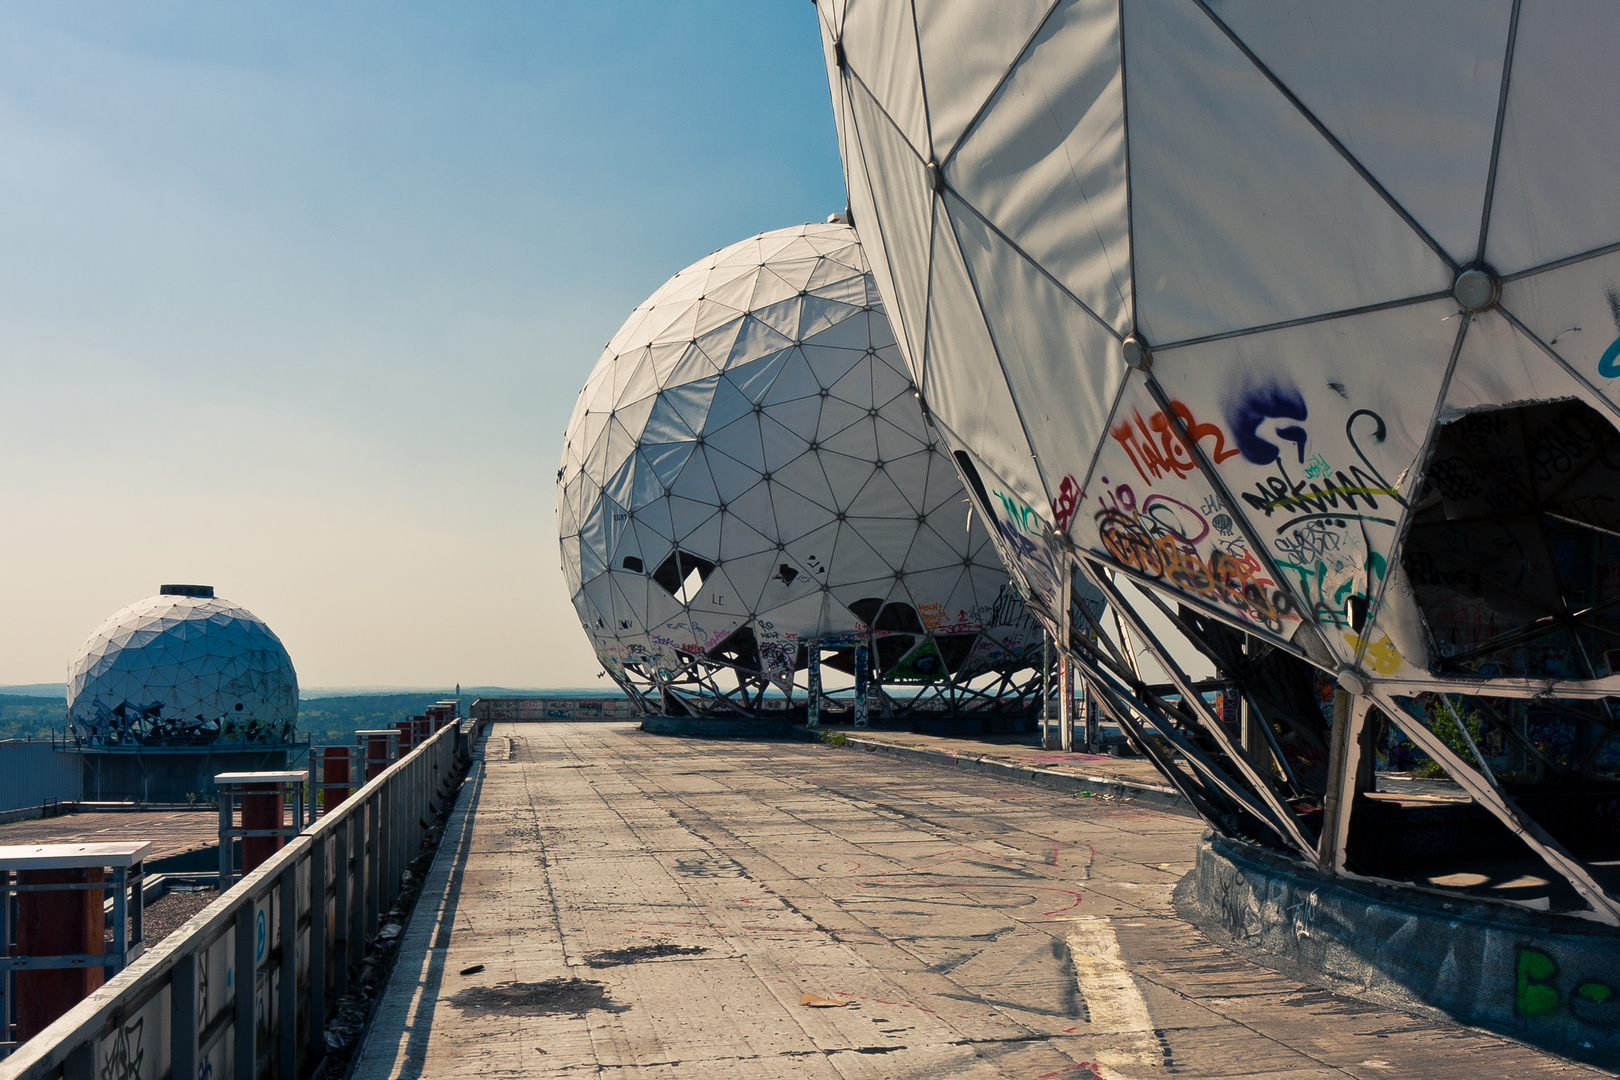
[1238,410,1405,534]
[1272,522,1386,633]
[1052,474,1082,532]
[1599,284,1620,379]
[987,487,1067,613]
[1226,380,1309,466]
[1092,477,1296,631]
[1111,400,1240,486]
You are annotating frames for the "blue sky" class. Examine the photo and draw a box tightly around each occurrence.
[0,3,845,688]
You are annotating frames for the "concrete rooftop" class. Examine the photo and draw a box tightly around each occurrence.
[353,722,1600,1079]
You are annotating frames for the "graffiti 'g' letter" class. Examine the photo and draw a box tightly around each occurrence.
[1227,381,1308,466]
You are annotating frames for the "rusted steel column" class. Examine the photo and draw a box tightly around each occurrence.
[241,781,284,875]
[361,731,391,781]
[16,866,104,1040]
[324,747,353,812]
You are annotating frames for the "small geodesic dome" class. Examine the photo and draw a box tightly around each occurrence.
[557,223,1047,718]
[68,585,299,746]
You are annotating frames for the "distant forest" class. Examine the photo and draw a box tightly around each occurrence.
[0,690,627,747]
[0,696,67,742]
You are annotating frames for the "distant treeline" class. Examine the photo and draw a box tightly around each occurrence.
[296,693,468,746]
[0,696,68,741]
[0,690,628,748]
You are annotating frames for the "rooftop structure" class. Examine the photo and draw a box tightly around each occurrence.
[68,586,298,749]
[818,3,1620,922]
[558,223,1055,720]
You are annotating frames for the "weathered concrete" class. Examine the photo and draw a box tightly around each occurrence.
[841,733,1187,814]
[1177,832,1620,1067]
[0,808,216,863]
[641,716,796,739]
[354,723,1601,1078]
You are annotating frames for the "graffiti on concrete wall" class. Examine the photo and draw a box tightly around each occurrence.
[1516,945,1616,1027]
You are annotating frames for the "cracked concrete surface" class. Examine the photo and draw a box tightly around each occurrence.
[352,723,1600,1079]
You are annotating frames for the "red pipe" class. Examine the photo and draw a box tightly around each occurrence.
[324,747,352,811]
[16,867,104,1041]
[365,733,392,780]
[241,782,283,875]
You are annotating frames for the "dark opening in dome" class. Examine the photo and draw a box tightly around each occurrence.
[1402,399,1620,679]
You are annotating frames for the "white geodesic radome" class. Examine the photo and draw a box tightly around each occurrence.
[820,2,1620,921]
[68,586,299,746]
[557,223,1046,718]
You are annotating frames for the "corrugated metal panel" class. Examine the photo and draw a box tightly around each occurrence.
[0,741,82,812]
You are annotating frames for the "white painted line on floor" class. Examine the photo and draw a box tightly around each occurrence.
[1064,915,1159,1079]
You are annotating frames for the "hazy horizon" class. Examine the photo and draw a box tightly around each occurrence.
[0,4,845,688]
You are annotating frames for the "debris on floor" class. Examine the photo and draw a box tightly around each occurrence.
[800,993,856,1008]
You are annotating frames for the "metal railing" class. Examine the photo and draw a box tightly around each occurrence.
[0,720,475,1080]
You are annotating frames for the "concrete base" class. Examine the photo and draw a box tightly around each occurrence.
[844,735,1190,813]
[639,716,796,739]
[1176,832,1620,1068]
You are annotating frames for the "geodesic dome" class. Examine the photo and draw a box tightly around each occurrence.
[557,223,1048,718]
[68,585,299,746]
[820,2,1620,921]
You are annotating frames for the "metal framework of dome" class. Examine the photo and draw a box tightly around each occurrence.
[818,1,1620,923]
[68,585,300,747]
[557,223,1048,720]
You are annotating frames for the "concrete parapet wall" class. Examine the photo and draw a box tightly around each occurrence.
[639,716,794,739]
[844,736,1190,814]
[471,697,636,721]
[1177,832,1620,1067]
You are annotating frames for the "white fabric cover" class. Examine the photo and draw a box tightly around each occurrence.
[557,224,1042,685]
[68,593,299,744]
[818,0,1620,695]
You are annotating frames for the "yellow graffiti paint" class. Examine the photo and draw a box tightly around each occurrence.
[1344,632,1406,674]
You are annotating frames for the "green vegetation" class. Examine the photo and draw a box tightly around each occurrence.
[0,696,68,741]
[296,693,463,747]
[2,689,632,750]
[0,692,458,748]
[1396,695,1487,780]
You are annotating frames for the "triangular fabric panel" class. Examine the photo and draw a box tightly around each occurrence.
[1124,0,1453,345]
[1210,0,1512,266]
[949,0,1132,335]
[1487,2,1620,274]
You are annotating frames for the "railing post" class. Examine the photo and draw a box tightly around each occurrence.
[347,812,364,972]
[219,790,234,888]
[234,901,255,1080]
[170,951,198,1080]
[366,795,381,934]
[0,868,8,1052]
[308,833,327,1064]
[332,818,350,992]
[278,866,296,1080]
[379,784,394,912]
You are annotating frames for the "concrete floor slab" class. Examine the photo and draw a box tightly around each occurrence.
[0,808,216,862]
[352,723,1603,1079]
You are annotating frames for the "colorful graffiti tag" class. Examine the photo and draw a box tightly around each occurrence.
[1093,478,1296,631]
[1111,400,1241,486]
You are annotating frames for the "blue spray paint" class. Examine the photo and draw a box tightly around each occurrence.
[1228,381,1309,465]
[1599,285,1620,378]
